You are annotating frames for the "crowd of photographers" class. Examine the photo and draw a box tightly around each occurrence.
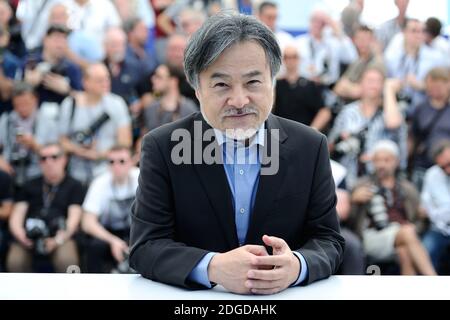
[0,0,449,275]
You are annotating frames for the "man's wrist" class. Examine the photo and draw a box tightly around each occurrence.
[207,253,220,285]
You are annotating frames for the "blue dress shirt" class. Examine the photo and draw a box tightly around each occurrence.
[188,124,308,288]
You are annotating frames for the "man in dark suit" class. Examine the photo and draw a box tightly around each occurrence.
[130,12,344,295]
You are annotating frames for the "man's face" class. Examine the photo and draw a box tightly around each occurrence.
[44,32,68,60]
[166,35,187,69]
[196,41,274,137]
[436,148,450,176]
[13,93,37,118]
[258,6,278,32]
[282,46,300,72]
[132,21,149,46]
[404,21,424,49]
[425,77,450,101]
[107,149,133,181]
[310,12,327,37]
[151,65,170,95]
[105,33,126,63]
[49,6,69,26]
[373,150,399,179]
[180,13,203,37]
[353,30,373,56]
[83,65,111,96]
[39,145,67,179]
[360,69,384,100]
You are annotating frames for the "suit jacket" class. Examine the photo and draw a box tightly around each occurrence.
[129,112,345,289]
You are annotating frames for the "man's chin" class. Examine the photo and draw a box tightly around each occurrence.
[224,127,258,141]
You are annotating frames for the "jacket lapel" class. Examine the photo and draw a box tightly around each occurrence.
[189,114,239,249]
[245,115,289,244]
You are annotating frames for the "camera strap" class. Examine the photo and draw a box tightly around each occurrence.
[41,183,60,216]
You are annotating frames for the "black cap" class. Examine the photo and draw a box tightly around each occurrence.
[46,24,70,36]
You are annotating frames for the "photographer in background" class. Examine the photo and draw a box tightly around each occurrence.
[24,24,82,105]
[421,140,450,273]
[0,82,58,190]
[0,25,21,115]
[81,145,138,273]
[328,67,406,189]
[350,140,436,275]
[409,68,450,190]
[59,63,132,186]
[384,18,446,114]
[6,143,84,272]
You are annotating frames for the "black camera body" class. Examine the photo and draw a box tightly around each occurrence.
[25,213,66,256]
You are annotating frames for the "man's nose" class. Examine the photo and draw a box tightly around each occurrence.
[227,86,250,109]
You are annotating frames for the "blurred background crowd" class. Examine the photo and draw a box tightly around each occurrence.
[0,0,449,276]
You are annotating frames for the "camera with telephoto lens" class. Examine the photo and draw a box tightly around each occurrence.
[368,186,389,230]
[70,112,110,146]
[25,214,66,256]
[111,251,135,274]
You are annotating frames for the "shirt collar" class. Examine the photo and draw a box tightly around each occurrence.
[213,122,265,148]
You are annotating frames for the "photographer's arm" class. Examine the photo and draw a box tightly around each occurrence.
[0,200,12,221]
[9,202,33,248]
[334,77,362,100]
[82,211,128,262]
[0,69,13,100]
[117,125,133,148]
[0,156,14,175]
[59,136,104,161]
[310,108,332,132]
[55,204,82,246]
[383,79,404,130]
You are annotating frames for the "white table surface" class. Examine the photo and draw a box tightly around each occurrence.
[1,274,449,300]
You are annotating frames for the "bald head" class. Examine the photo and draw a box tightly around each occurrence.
[104,27,127,63]
[166,33,188,69]
[83,63,111,96]
[49,3,69,26]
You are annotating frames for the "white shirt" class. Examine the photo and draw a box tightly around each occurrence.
[66,0,121,44]
[16,0,66,50]
[384,41,447,106]
[421,165,450,236]
[83,167,140,229]
[295,32,357,85]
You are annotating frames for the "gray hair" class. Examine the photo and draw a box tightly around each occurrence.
[184,11,282,89]
[430,139,450,161]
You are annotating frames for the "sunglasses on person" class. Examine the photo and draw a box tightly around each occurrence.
[39,153,63,162]
[108,158,127,165]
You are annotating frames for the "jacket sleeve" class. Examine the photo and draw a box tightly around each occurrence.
[129,133,211,289]
[297,135,346,284]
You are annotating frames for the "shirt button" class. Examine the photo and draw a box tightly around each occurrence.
[240,208,245,214]
[239,169,244,175]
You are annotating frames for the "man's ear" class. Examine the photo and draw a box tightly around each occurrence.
[195,88,201,101]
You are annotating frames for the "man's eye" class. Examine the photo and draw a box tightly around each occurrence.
[248,80,261,85]
[213,83,228,88]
